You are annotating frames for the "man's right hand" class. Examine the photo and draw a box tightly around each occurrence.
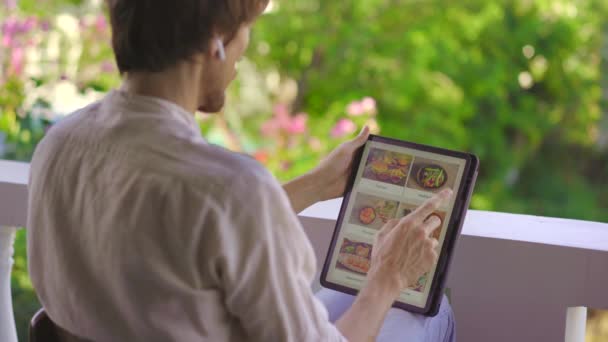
[367,188,453,298]
[336,189,453,342]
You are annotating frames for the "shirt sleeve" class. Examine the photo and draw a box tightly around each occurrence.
[215,173,347,342]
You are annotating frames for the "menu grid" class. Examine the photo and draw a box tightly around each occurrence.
[326,141,466,308]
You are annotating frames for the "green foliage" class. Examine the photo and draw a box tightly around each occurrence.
[0,77,52,161]
[2,0,608,339]
[11,229,40,342]
[245,0,608,221]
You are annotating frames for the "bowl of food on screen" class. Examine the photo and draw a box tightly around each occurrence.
[337,239,372,275]
[415,164,448,190]
[358,207,376,225]
[357,200,397,226]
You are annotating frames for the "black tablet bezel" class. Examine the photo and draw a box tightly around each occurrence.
[320,134,479,316]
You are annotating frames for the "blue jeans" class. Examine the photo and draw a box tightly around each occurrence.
[315,288,456,342]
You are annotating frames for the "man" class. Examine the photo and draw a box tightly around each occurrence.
[28,1,454,341]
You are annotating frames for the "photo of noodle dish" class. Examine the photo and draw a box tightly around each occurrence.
[336,238,373,276]
[362,148,413,186]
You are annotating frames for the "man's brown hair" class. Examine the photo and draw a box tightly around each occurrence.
[106,1,268,73]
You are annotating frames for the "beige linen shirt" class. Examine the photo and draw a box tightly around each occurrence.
[27,90,346,342]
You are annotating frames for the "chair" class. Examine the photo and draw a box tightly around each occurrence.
[29,308,60,342]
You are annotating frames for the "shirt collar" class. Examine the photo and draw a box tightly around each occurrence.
[109,89,201,136]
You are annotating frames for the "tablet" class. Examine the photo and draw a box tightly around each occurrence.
[320,134,479,316]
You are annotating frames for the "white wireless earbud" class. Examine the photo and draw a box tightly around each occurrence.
[216,39,226,61]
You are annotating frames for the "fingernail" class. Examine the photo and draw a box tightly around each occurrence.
[430,215,441,225]
[359,126,369,135]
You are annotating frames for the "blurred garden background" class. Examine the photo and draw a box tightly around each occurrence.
[2,0,608,340]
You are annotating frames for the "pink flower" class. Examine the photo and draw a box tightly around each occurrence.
[2,35,11,48]
[1,17,16,47]
[22,17,37,33]
[347,97,378,116]
[101,61,115,73]
[10,46,24,75]
[346,101,365,116]
[95,15,107,33]
[262,104,308,136]
[361,96,377,114]
[260,119,279,137]
[3,17,17,33]
[285,112,308,134]
[40,20,51,32]
[331,119,356,138]
[273,104,291,129]
[273,103,289,117]
[5,0,17,10]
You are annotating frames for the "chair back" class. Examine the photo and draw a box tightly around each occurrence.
[29,308,60,342]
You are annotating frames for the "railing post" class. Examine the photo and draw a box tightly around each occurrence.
[564,307,587,342]
[0,227,18,342]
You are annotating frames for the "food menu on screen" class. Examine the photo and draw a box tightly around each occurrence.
[325,140,466,307]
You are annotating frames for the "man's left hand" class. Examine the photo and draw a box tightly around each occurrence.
[312,126,370,201]
[283,126,370,213]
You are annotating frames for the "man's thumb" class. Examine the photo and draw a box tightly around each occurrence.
[354,125,370,145]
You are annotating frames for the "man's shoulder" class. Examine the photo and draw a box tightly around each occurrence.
[30,103,100,167]
[44,101,101,138]
[164,142,280,202]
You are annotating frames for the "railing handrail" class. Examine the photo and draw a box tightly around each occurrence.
[300,198,608,252]
[4,159,607,248]
[0,160,30,228]
[0,160,29,185]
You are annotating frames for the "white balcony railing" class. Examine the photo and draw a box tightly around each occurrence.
[0,160,28,342]
[300,201,608,341]
[1,159,607,342]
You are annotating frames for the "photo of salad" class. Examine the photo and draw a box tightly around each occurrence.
[362,148,413,186]
[416,165,447,189]
[348,192,399,230]
[407,157,458,193]
[336,238,373,276]
[408,273,429,292]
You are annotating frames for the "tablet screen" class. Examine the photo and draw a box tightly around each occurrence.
[324,139,468,308]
